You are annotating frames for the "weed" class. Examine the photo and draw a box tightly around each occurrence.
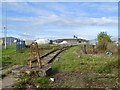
[61,83,69,88]
[52,45,117,74]
[96,65,112,73]
[36,77,50,88]
[14,76,29,88]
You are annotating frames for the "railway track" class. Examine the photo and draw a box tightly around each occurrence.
[11,45,72,74]
[2,45,72,76]
[44,45,71,64]
[2,45,72,88]
[32,45,72,65]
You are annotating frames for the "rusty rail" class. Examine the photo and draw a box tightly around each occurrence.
[47,46,71,64]
[31,46,72,65]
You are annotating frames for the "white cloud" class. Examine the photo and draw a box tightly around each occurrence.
[7,17,28,22]
[6,2,67,16]
[32,15,118,26]
[6,2,117,19]
[2,2,118,39]
[81,2,117,12]
[2,0,120,2]
[7,15,117,27]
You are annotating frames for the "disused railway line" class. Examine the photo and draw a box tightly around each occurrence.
[2,45,72,88]
[47,46,69,64]
[2,45,72,77]
[32,45,72,65]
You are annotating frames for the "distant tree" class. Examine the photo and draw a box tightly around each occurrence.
[97,32,112,51]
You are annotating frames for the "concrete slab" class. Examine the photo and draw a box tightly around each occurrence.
[12,64,52,77]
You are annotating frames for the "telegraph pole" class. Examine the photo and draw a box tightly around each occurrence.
[2,1,7,49]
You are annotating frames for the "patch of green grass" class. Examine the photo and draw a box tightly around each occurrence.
[2,44,16,55]
[96,59,118,74]
[2,44,59,68]
[2,46,30,67]
[2,56,12,65]
[52,46,80,71]
[96,65,112,73]
[14,75,30,88]
[36,77,50,88]
[14,73,50,88]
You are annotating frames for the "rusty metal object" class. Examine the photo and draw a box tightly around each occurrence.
[29,42,42,68]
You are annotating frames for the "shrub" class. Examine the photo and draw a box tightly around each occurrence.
[97,32,112,51]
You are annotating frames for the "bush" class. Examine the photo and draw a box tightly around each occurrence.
[97,32,112,51]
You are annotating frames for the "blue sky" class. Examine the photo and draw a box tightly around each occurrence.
[1,2,118,40]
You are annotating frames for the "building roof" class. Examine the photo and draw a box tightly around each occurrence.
[54,38,88,43]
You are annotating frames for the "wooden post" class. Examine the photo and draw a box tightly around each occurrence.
[84,45,87,54]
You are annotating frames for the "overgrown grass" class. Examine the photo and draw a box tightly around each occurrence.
[52,45,118,74]
[2,44,59,69]
[96,59,118,73]
[14,75,30,88]
[14,73,50,88]
[52,46,80,71]
[2,45,30,68]
[96,65,112,73]
[35,77,50,88]
[2,44,16,55]
[12,45,118,88]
